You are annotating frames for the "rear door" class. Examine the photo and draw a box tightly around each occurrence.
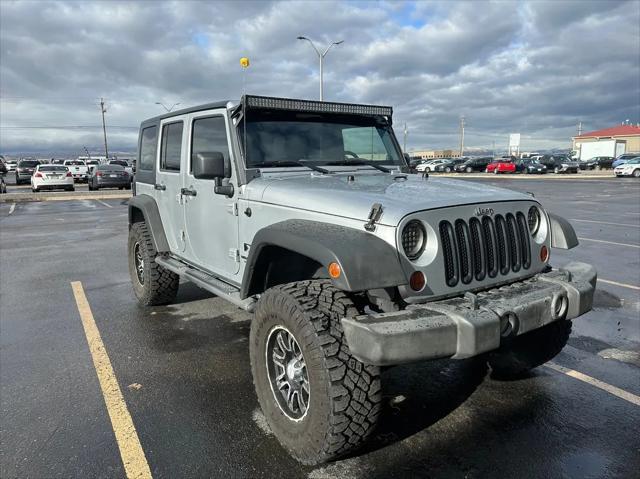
[181,110,240,279]
[155,118,187,253]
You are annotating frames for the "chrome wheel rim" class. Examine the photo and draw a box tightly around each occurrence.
[266,326,310,421]
[134,242,144,285]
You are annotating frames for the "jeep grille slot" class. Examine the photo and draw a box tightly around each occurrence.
[439,213,532,288]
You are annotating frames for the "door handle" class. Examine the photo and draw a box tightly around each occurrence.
[180,188,197,197]
[154,183,166,191]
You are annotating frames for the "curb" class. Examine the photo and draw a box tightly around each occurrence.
[0,191,132,203]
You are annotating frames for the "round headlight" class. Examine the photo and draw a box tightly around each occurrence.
[528,206,541,235]
[402,220,426,260]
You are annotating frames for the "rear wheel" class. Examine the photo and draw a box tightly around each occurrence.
[128,222,179,306]
[488,320,572,378]
[554,167,560,174]
[445,166,452,173]
[494,168,499,174]
[250,280,382,465]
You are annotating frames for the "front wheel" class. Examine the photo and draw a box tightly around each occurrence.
[466,167,472,173]
[445,167,452,173]
[633,169,640,178]
[128,222,179,306]
[488,320,571,378]
[554,167,560,174]
[494,168,499,174]
[250,280,382,465]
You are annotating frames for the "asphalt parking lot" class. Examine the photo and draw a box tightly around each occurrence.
[1,177,639,478]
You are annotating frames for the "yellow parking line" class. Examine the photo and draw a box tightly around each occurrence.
[598,278,640,291]
[71,281,152,479]
[578,237,640,248]
[546,362,640,406]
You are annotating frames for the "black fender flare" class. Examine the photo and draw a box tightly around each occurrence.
[128,194,170,252]
[548,213,578,249]
[241,220,407,298]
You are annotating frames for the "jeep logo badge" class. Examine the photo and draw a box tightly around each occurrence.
[475,207,494,216]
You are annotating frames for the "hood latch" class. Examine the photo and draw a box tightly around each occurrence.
[364,203,384,232]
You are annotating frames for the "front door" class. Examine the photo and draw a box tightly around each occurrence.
[155,118,187,253]
[181,110,240,279]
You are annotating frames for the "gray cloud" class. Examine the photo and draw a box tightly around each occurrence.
[1,0,638,155]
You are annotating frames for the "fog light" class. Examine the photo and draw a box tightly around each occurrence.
[540,245,549,262]
[409,271,426,291]
[328,262,341,279]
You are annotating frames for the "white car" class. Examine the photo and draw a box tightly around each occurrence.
[31,165,75,192]
[5,160,18,172]
[614,157,640,178]
[416,159,447,172]
[63,159,89,182]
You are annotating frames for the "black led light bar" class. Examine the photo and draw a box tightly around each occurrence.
[243,95,393,117]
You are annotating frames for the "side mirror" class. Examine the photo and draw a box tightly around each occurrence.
[193,151,234,197]
[193,152,226,180]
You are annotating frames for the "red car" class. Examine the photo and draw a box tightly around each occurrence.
[486,158,516,174]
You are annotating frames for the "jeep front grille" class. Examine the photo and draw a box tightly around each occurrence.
[439,213,531,287]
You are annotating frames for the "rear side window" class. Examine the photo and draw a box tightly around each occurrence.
[191,116,229,171]
[139,126,157,170]
[160,122,183,171]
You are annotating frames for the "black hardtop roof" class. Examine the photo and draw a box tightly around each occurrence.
[140,100,232,128]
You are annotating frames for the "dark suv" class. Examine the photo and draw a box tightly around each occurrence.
[454,157,492,173]
[580,156,614,170]
[15,159,39,184]
[538,155,579,174]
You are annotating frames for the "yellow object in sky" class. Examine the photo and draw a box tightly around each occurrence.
[240,57,250,68]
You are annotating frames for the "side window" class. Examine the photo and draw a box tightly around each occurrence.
[191,116,230,172]
[139,126,157,170]
[160,121,183,171]
[342,126,389,161]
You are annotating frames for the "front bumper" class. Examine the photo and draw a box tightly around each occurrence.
[342,262,596,366]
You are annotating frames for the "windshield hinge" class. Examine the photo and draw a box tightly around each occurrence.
[364,203,384,232]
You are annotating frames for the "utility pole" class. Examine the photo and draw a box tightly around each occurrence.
[100,98,109,160]
[403,122,408,153]
[577,121,583,136]
[83,146,91,160]
[459,116,466,157]
[492,140,495,157]
[297,36,344,101]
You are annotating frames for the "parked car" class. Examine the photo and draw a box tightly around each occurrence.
[30,165,75,192]
[580,156,615,170]
[0,158,7,194]
[88,164,131,190]
[454,157,492,173]
[537,155,579,174]
[63,159,89,182]
[51,159,66,165]
[127,94,595,466]
[486,158,516,174]
[15,159,39,184]
[612,153,640,168]
[434,158,466,173]
[515,159,547,174]
[5,159,18,172]
[614,157,640,177]
[108,159,134,178]
[415,159,445,172]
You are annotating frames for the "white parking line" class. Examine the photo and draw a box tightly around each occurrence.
[578,237,640,248]
[96,200,113,208]
[546,362,640,406]
[570,218,640,228]
[598,278,640,291]
[9,204,16,215]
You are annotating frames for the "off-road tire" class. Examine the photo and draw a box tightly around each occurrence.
[128,222,179,306]
[250,280,382,465]
[488,319,572,378]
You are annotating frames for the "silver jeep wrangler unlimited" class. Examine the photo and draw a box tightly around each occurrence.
[128,95,596,465]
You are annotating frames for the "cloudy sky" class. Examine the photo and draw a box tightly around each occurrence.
[1,0,639,156]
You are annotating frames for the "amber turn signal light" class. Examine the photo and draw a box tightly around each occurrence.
[409,271,426,291]
[328,262,341,279]
[540,245,549,262]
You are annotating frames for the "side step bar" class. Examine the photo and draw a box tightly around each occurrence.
[155,255,256,312]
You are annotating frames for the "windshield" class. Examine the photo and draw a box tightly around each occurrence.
[109,160,128,167]
[239,111,403,168]
[66,160,85,165]
[19,160,39,167]
[39,165,67,172]
[99,164,123,171]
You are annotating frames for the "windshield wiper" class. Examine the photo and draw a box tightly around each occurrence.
[326,159,392,173]
[259,160,331,174]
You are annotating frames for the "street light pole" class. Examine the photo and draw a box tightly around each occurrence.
[155,102,181,112]
[100,98,109,160]
[297,36,344,101]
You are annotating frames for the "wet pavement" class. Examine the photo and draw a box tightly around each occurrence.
[1,177,639,478]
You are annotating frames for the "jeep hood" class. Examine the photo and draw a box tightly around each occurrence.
[249,172,532,226]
